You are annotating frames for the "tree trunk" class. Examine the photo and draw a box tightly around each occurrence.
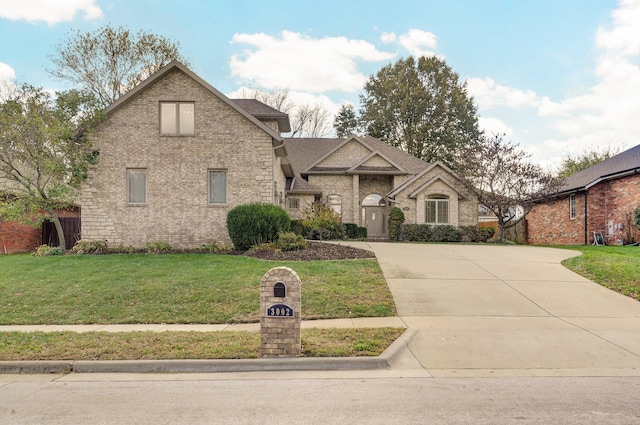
[48,211,67,250]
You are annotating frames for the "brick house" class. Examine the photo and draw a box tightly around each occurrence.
[4,61,476,250]
[527,144,640,245]
[283,136,477,238]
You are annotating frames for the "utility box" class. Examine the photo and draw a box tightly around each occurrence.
[260,267,301,357]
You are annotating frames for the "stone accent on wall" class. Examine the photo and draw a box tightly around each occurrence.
[260,267,301,358]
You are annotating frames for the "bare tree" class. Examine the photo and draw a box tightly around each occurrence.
[48,25,188,108]
[457,134,558,241]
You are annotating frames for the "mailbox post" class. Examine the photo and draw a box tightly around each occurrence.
[260,267,302,357]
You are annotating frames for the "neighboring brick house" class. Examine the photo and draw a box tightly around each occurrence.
[283,136,478,238]
[3,61,476,250]
[528,144,640,245]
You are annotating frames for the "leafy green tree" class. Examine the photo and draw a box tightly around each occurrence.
[333,103,360,137]
[0,85,102,249]
[457,134,558,241]
[557,146,621,179]
[359,56,481,169]
[48,25,189,108]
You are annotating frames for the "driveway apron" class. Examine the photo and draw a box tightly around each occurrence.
[366,243,640,377]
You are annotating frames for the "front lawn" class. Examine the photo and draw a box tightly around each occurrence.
[0,253,395,325]
[0,328,405,360]
[561,245,640,301]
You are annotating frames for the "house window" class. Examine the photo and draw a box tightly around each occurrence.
[426,194,449,224]
[160,102,194,135]
[127,168,147,204]
[569,194,576,219]
[288,198,299,209]
[327,194,342,216]
[208,170,227,204]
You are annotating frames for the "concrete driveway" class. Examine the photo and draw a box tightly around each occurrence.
[358,242,640,377]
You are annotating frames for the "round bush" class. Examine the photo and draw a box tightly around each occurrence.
[227,203,291,251]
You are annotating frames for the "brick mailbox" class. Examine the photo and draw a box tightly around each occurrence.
[260,267,301,357]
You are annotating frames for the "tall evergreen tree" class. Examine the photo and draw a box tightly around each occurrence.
[333,103,360,137]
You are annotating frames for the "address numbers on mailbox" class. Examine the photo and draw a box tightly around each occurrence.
[267,304,294,317]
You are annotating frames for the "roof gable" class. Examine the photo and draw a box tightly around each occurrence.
[102,61,285,155]
[304,135,374,172]
[388,161,460,198]
[407,173,467,199]
[347,150,407,174]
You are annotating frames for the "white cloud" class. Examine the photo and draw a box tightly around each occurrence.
[0,0,103,24]
[229,31,394,93]
[398,29,438,57]
[478,117,513,137]
[380,29,438,57]
[467,77,542,109]
[0,62,16,99]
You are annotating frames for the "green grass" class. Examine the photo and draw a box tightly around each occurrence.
[0,328,405,360]
[561,245,640,301]
[0,253,395,325]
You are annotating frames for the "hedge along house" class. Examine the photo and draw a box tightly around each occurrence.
[80,61,291,249]
[283,136,478,238]
[527,143,640,245]
[77,61,477,248]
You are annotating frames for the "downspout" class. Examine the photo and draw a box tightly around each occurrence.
[584,191,588,245]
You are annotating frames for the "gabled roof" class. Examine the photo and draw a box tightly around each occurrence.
[231,99,291,133]
[387,161,460,198]
[347,150,407,174]
[558,143,640,194]
[283,135,429,177]
[407,173,467,199]
[102,61,286,156]
[303,135,374,173]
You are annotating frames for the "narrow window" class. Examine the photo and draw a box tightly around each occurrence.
[208,170,227,204]
[569,194,576,219]
[160,102,194,135]
[127,168,147,204]
[327,194,342,216]
[288,198,299,209]
[426,194,449,224]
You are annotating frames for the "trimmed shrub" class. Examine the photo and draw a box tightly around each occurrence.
[32,244,63,256]
[355,226,368,240]
[227,203,291,251]
[388,207,405,241]
[344,223,359,239]
[402,224,461,242]
[459,226,495,243]
[276,231,307,251]
[301,202,345,240]
[72,239,108,254]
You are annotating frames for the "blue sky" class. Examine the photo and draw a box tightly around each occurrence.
[1,0,638,169]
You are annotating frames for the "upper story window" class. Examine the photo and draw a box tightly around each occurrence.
[127,168,147,205]
[426,194,449,224]
[160,102,194,135]
[288,198,299,209]
[569,194,576,219]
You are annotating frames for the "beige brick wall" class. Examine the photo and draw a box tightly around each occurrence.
[317,140,371,168]
[307,175,355,222]
[80,68,283,249]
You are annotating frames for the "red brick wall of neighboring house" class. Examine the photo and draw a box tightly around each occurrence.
[527,174,640,245]
[0,221,41,253]
[527,192,586,245]
[0,208,80,254]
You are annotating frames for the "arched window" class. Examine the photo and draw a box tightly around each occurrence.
[426,194,449,224]
[362,194,386,206]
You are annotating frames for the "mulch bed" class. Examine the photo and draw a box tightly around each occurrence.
[243,241,376,261]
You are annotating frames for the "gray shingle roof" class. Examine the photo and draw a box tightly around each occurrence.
[559,143,640,193]
[231,99,291,132]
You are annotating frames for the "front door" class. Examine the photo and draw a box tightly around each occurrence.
[363,206,386,238]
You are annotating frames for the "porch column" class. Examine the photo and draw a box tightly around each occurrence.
[353,175,360,225]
